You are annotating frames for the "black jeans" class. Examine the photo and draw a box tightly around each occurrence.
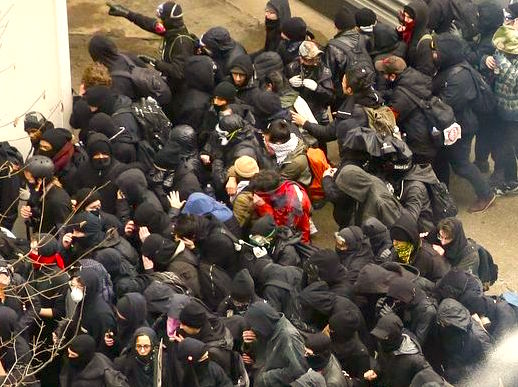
[474,114,497,167]
[433,133,491,199]
[491,120,518,184]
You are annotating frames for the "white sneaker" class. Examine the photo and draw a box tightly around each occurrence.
[309,218,318,235]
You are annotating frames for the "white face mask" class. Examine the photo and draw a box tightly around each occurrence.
[70,287,84,303]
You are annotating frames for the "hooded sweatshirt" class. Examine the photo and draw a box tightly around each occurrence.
[264,0,291,52]
[361,217,395,263]
[116,293,149,350]
[441,218,479,276]
[115,168,163,211]
[336,226,375,286]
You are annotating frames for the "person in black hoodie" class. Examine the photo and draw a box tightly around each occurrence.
[369,23,408,62]
[263,0,291,53]
[83,85,141,140]
[115,326,172,387]
[134,202,172,238]
[87,112,137,164]
[277,17,308,65]
[334,226,375,287]
[72,132,130,215]
[361,217,396,263]
[60,334,128,387]
[114,293,148,353]
[200,26,247,79]
[424,0,453,34]
[432,34,496,213]
[397,0,436,76]
[328,311,371,381]
[369,313,431,386]
[303,249,352,299]
[175,56,216,132]
[141,232,201,297]
[218,268,265,318]
[72,188,122,232]
[0,306,32,376]
[460,291,518,342]
[375,56,437,163]
[88,34,147,100]
[229,54,261,106]
[177,337,232,387]
[390,212,450,282]
[252,89,291,131]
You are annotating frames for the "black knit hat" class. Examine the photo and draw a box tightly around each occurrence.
[73,188,101,210]
[355,8,377,27]
[281,17,307,41]
[84,86,111,108]
[158,1,183,20]
[253,90,282,118]
[86,133,111,158]
[40,128,72,153]
[179,301,207,328]
[213,81,237,102]
[231,269,255,303]
[334,7,356,31]
[177,337,207,364]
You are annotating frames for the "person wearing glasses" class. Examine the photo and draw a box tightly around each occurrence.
[115,327,172,387]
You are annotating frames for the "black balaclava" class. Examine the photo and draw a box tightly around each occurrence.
[88,112,119,138]
[231,269,255,304]
[88,35,119,67]
[38,128,72,159]
[84,86,117,115]
[116,293,148,348]
[441,218,468,267]
[371,313,404,352]
[141,233,177,271]
[305,333,332,371]
[134,202,170,235]
[78,267,101,304]
[73,188,102,213]
[68,334,96,370]
[70,211,105,251]
[157,1,184,30]
[115,168,149,206]
[329,311,361,341]
[244,301,281,338]
[86,132,112,171]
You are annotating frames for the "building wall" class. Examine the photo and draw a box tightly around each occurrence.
[0,0,72,158]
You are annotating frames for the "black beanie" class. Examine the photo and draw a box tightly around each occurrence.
[403,6,416,20]
[69,334,96,366]
[159,1,183,20]
[36,233,58,257]
[86,133,112,158]
[84,86,111,108]
[250,214,276,237]
[141,233,166,260]
[40,128,72,153]
[177,337,207,364]
[253,90,282,118]
[213,81,237,102]
[281,17,307,41]
[88,112,118,138]
[334,7,356,31]
[389,225,413,243]
[355,8,377,28]
[231,269,255,303]
[179,301,207,328]
[73,188,101,210]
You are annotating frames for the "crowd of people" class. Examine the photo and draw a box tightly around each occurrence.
[1,0,518,385]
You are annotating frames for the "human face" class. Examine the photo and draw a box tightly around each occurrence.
[403,12,413,24]
[135,335,152,357]
[265,8,277,21]
[69,277,85,292]
[438,229,453,245]
[213,96,228,107]
[92,153,109,160]
[232,72,247,87]
[341,75,353,96]
[85,200,101,212]
[179,323,201,336]
[27,128,42,144]
[23,170,36,185]
[300,56,319,67]
[38,140,52,154]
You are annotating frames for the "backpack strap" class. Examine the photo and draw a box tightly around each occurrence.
[397,86,427,110]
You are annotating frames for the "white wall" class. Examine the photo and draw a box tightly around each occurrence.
[0,0,72,158]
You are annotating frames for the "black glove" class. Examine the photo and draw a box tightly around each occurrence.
[138,54,157,66]
[107,2,130,17]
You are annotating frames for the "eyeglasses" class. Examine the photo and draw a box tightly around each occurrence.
[437,233,451,243]
[136,344,151,350]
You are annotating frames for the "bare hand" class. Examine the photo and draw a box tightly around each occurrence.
[226,177,238,196]
[167,191,185,210]
[242,353,255,365]
[62,233,74,249]
[200,154,211,165]
[52,332,58,345]
[79,83,86,96]
[291,110,307,127]
[432,244,445,256]
[104,332,115,347]
[323,167,337,178]
[124,220,135,236]
[117,189,125,200]
[364,370,378,381]
[242,330,257,343]
[252,194,265,207]
[171,330,184,343]
[20,205,32,219]
[486,56,496,70]
[142,255,154,270]
[139,226,150,242]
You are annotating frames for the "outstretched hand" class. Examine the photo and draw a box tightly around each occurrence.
[168,191,186,210]
[107,2,130,17]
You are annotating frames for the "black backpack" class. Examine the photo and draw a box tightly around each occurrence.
[111,54,172,105]
[472,240,498,287]
[198,262,233,311]
[113,97,172,153]
[450,0,479,41]
[452,64,496,114]
[425,181,458,223]
[398,86,456,148]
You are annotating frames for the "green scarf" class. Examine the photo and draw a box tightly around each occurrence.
[394,241,414,264]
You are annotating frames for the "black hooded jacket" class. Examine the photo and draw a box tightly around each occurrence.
[72,133,130,214]
[361,217,395,264]
[403,0,436,76]
[388,67,437,161]
[228,54,261,106]
[88,35,147,100]
[202,27,247,78]
[441,218,480,276]
[436,298,492,383]
[391,212,450,282]
[433,34,478,136]
[424,0,453,34]
[264,0,291,52]
[304,249,352,298]
[336,226,375,286]
[115,293,149,351]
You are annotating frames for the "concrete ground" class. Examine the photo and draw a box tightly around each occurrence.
[67,0,518,292]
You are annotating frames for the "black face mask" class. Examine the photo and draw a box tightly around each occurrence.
[37,148,55,159]
[214,104,227,114]
[68,355,90,370]
[91,157,111,171]
[89,209,100,218]
[307,353,329,371]
[265,18,279,30]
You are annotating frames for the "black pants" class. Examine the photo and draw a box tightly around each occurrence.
[474,114,497,167]
[491,120,518,184]
[433,133,491,199]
